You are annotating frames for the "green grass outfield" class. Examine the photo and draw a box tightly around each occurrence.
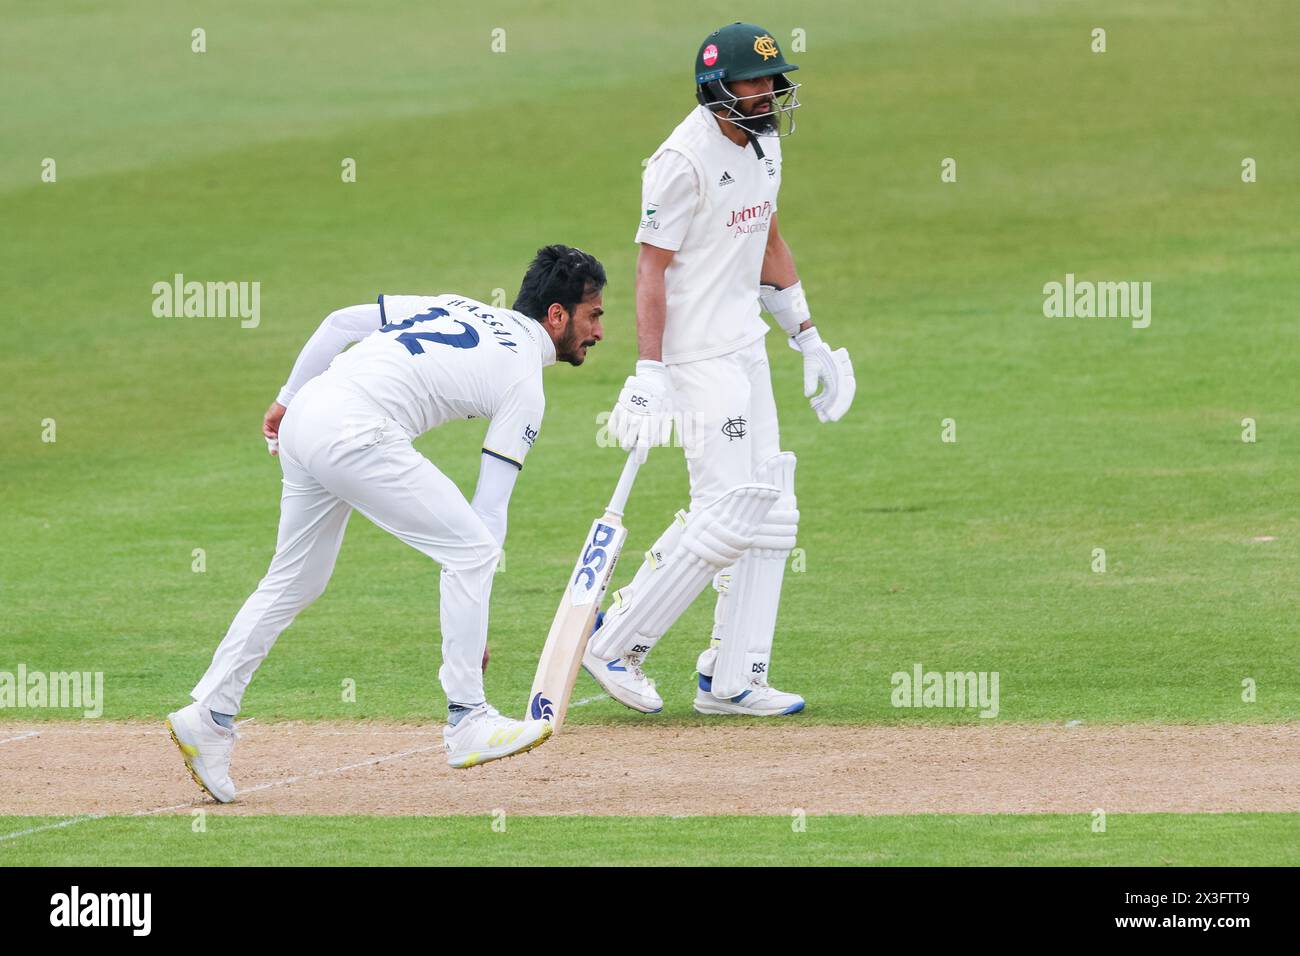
[2,0,1296,728]
[1,814,1295,866]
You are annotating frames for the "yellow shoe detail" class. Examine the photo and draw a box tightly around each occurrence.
[167,720,216,800]
[487,726,525,747]
[450,723,551,770]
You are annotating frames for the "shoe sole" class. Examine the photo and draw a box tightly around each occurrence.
[166,718,233,804]
[449,722,554,770]
[692,699,806,717]
[580,663,663,715]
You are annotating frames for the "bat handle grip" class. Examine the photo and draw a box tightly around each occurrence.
[606,451,641,518]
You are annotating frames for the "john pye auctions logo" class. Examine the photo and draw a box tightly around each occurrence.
[726,201,772,236]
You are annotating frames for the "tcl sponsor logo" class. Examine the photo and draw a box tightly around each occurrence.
[725,200,773,236]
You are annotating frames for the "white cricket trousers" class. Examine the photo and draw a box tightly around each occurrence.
[671,336,782,504]
[190,377,501,715]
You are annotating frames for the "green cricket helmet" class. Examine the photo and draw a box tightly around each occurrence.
[695,22,801,138]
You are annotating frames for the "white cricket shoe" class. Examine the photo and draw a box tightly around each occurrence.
[166,702,237,803]
[582,649,663,714]
[443,703,552,769]
[693,672,806,717]
[580,610,663,714]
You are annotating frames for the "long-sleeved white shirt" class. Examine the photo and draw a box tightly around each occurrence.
[274,303,538,548]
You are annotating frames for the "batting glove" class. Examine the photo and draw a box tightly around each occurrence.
[789,327,855,423]
[607,360,674,462]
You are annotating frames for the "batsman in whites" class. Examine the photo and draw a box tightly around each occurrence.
[585,22,856,717]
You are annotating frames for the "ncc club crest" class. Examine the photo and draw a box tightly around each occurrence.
[754,35,779,60]
[721,416,748,441]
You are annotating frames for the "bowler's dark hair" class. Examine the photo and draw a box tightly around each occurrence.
[513,244,606,321]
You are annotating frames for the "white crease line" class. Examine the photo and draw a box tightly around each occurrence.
[0,729,170,738]
[0,799,202,846]
[0,742,444,847]
[307,730,439,737]
[237,744,445,796]
[0,814,106,844]
[0,732,41,746]
[0,727,438,738]
[571,694,608,708]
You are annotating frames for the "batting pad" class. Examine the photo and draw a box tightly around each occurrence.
[710,452,798,699]
[589,483,779,659]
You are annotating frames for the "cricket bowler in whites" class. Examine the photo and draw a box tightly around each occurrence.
[585,23,855,716]
[166,245,608,801]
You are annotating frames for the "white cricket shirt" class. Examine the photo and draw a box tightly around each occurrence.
[635,106,783,365]
[320,293,554,468]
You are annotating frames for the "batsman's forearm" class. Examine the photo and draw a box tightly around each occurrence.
[761,237,813,334]
[761,230,799,290]
[635,266,668,363]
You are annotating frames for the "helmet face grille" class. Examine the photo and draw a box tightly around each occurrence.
[696,77,801,138]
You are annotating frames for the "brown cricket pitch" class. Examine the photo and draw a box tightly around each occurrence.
[0,721,1296,818]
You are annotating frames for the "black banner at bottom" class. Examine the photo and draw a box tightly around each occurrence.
[0,866,1284,941]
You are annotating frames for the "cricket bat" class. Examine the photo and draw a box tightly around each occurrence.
[527,451,641,733]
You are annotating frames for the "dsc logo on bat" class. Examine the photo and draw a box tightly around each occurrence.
[570,521,617,606]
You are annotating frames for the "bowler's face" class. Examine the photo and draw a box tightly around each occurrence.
[558,292,604,366]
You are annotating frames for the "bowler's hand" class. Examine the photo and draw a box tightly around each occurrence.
[263,401,287,455]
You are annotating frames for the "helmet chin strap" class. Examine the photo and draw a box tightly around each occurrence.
[717,110,771,158]
[706,80,782,157]
[725,80,771,156]
[712,110,767,158]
